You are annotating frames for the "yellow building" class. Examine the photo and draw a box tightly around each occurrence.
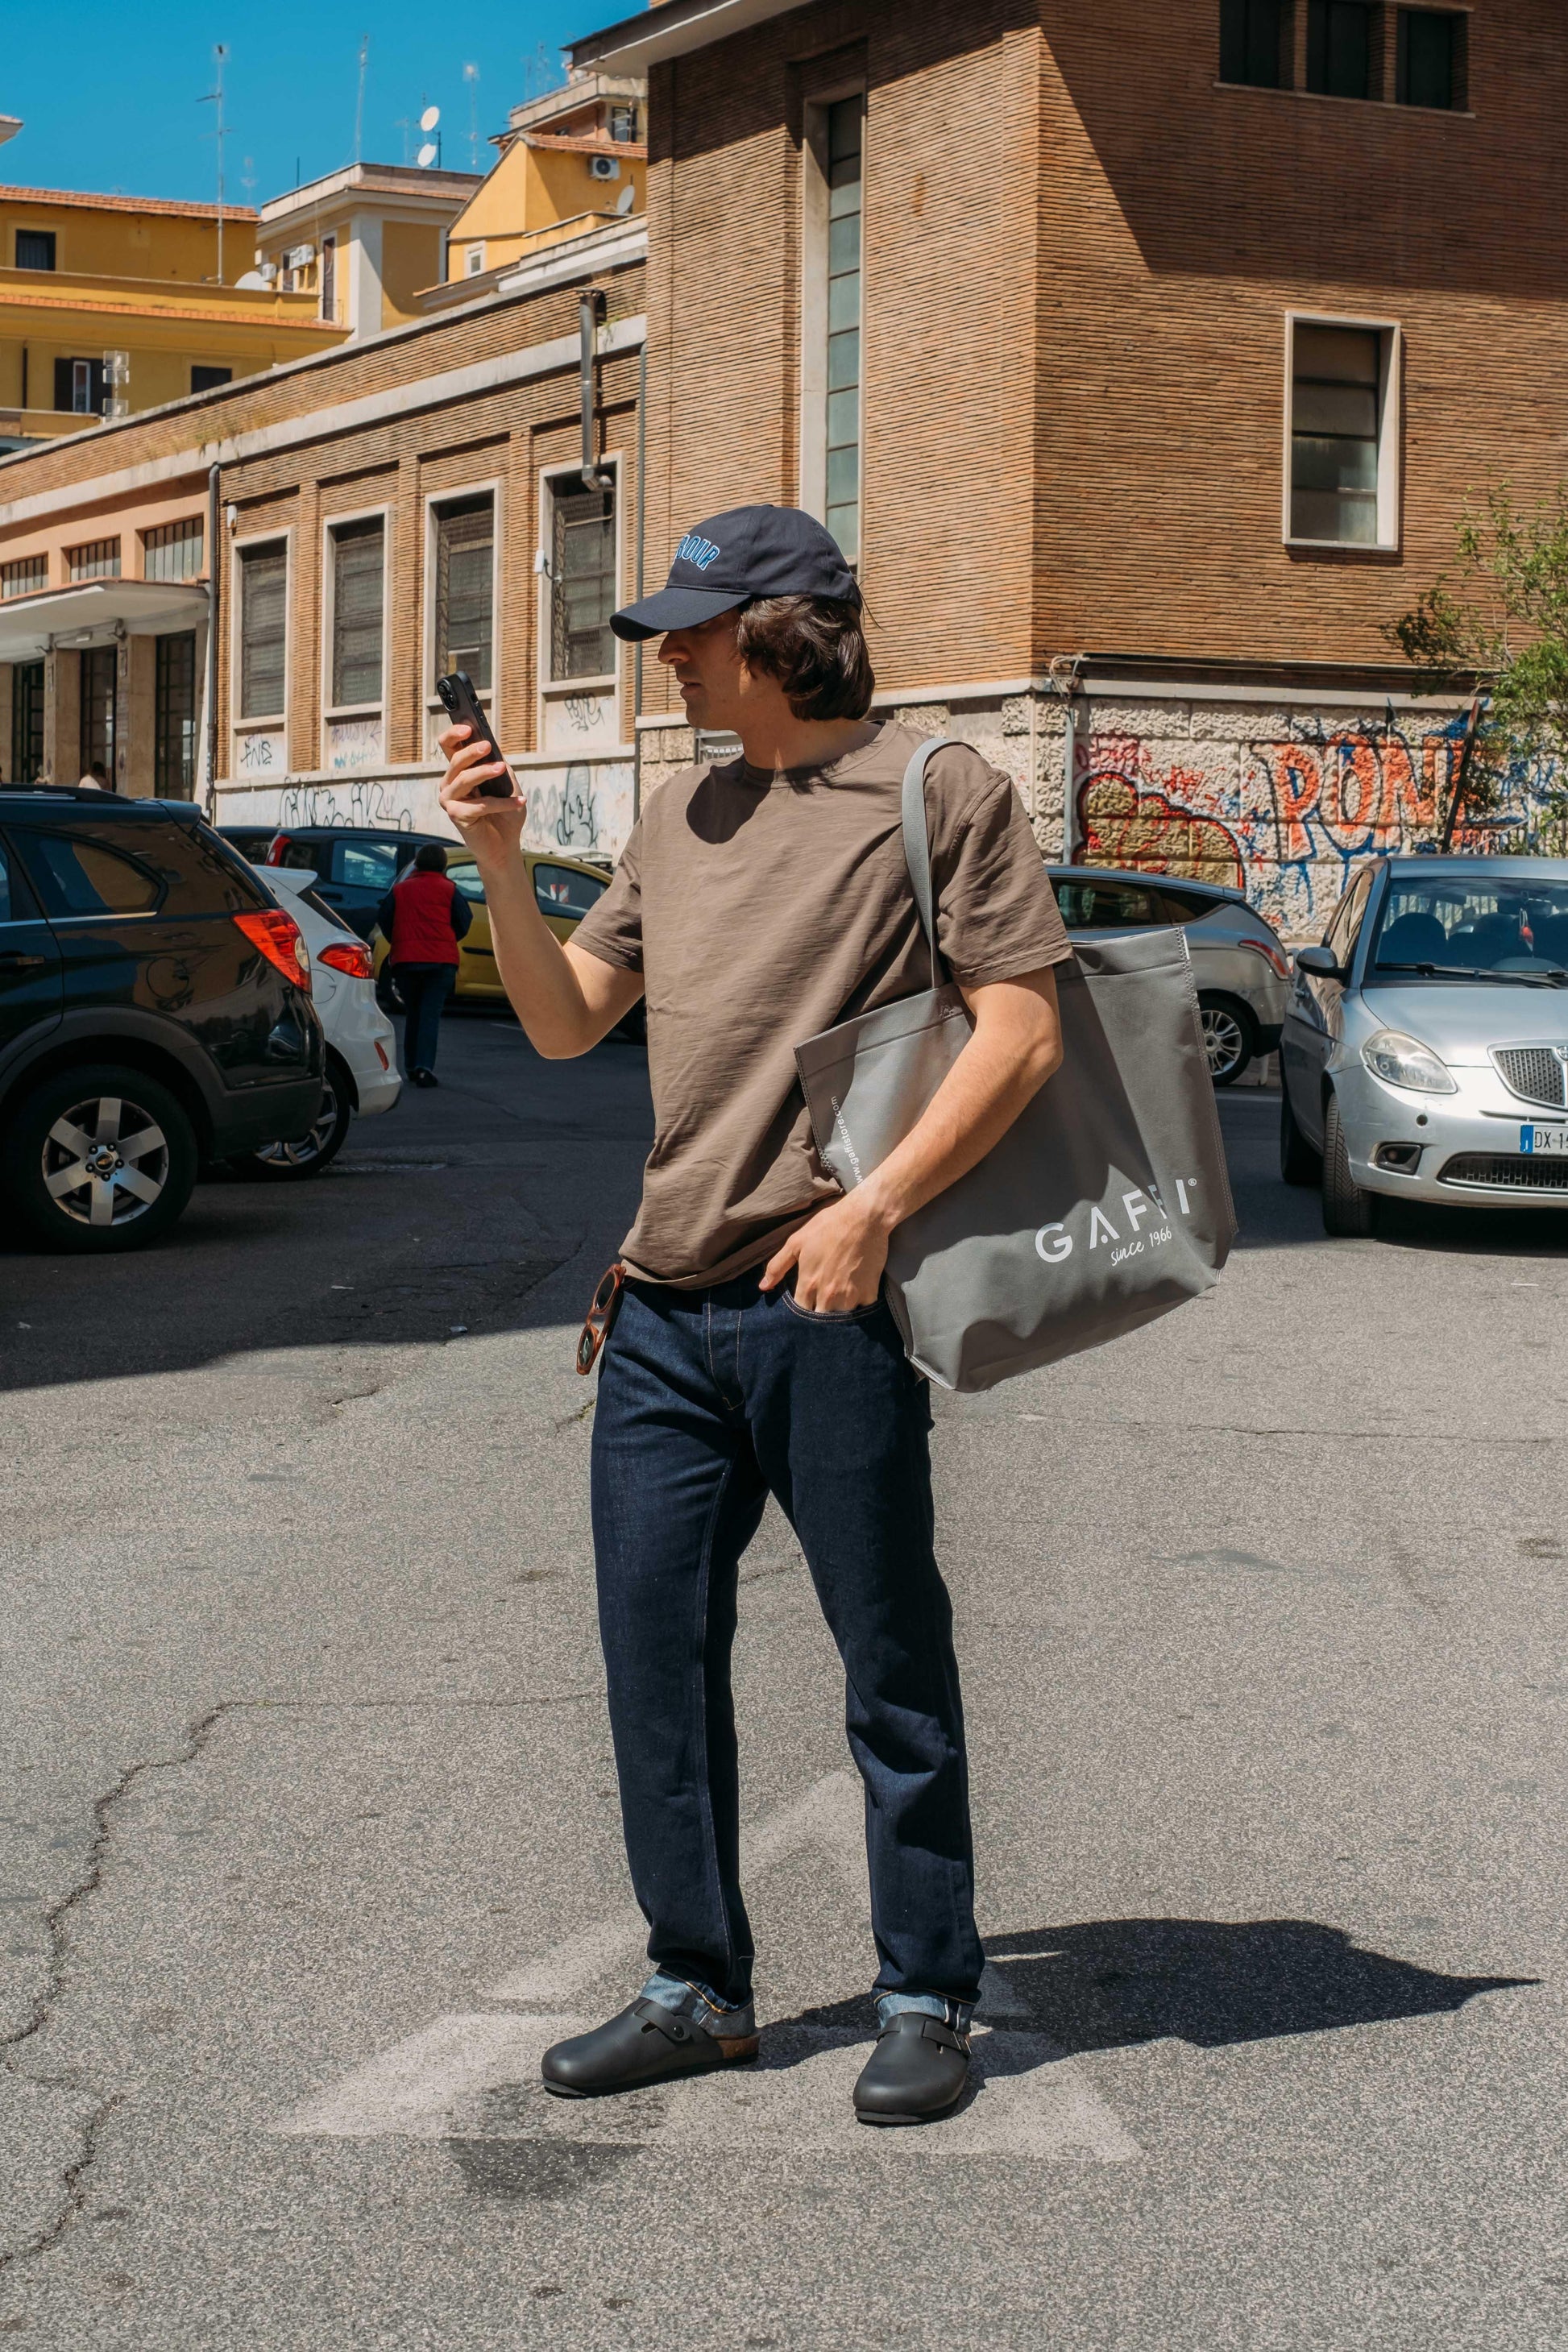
[0,180,347,448]
[253,163,482,342]
[433,70,645,297]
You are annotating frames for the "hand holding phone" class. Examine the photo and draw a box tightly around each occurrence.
[436,671,512,800]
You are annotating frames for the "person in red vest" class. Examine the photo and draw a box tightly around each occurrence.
[376,844,471,1087]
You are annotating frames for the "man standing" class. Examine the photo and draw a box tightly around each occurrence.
[376,842,471,1087]
[438,506,1071,2125]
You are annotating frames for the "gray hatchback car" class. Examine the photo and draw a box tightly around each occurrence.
[1046,866,1292,1084]
[1280,855,1568,1234]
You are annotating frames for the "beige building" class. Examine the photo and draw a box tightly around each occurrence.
[0,205,647,853]
[251,164,482,342]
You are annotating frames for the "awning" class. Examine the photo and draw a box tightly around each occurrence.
[0,579,209,662]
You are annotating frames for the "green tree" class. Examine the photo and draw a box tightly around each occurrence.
[1387,485,1568,848]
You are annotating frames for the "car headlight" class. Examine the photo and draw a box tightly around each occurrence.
[1361,1029,1457,1093]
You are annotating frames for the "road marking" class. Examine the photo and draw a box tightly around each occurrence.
[274,1769,1142,2163]
[278,2012,1139,2159]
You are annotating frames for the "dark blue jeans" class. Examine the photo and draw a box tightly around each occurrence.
[395,961,456,1073]
[591,1268,982,2013]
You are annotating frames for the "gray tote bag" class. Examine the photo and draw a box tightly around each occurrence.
[794,739,1237,1392]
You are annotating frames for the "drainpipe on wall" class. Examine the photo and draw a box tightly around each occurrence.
[633,335,646,815]
[201,462,221,815]
[579,288,612,493]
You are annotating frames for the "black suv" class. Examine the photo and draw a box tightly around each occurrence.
[260,826,454,940]
[0,790,323,1253]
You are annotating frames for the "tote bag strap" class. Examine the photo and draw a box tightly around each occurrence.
[901,736,952,990]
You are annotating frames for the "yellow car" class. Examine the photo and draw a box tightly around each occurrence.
[374,848,612,1002]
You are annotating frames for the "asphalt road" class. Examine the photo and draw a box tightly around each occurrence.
[2,1008,1566,2350]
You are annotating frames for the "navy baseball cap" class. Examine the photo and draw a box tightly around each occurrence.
[610,503,860,641]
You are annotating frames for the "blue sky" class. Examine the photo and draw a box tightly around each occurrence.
[1,1,603,210]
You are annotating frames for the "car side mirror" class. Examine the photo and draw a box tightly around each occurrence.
[1295,944,1343,979]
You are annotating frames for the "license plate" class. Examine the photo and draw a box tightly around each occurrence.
[1520,1125,1568,1155]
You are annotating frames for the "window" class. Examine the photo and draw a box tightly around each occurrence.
[1324,867,1374,960]
[433,494,494,691]
[191,365,232,395]
[533,862,607,921]
[1,554,47,600]
[546,475,616,681]
[0,840,41,923]
[79,645,118,779]
[1288,320,1395,545]
[67,538,121,582]
[609,102,638,142]
[335,840,404,891]
[464,244,485,276]
[1052,877,1165,929]
[1220,0,1291,87]
[10,660,44,782]
[819,96,864,564]
[321,236,336,322]
[1306,0,1377,99]
[15,229,56,272]
[328,516,384,707]
[239,541,288,719]
[1397,8,1463,107]
[23,833,161,918]
[154,631,198,796]
[449,861,486,902]
[143,516,204,583]
[53,358,105,416]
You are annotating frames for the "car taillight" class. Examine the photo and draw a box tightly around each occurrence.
[374,1039,391,1070]
[318,940,374,980]
[234,907,311,990]
[1238,935,1292,981]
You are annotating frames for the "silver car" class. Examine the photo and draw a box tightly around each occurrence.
[1280,855,1568,1234]
[1046,866,1292,1084]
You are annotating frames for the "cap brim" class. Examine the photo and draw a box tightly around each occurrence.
[609,585,750,641]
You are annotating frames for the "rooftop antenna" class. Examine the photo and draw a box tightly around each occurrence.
[463,62,479,170]
[417,104,440,170]
[199,43,230,284]
[354,33,370,163]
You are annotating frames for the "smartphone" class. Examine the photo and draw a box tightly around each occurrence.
[436,670,512,799]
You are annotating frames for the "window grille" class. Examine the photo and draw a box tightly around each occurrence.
[823,97,863,565]
[433,495,494,691]
[239,542,288,720]
[1,554,47,600]
[79,646,117,778]
[143,516,204,583]
[10,661,44,782]
[329,517,385,707]
[67,538,121,582]
[548,476,616,682]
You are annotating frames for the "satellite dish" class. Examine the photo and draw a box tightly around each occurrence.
[616,181,636,216]
[417,141,438,168]
[420,105,440,131]
[234,268,269,288]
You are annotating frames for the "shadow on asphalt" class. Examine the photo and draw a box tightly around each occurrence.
[984,1917,1535,2050]
[782,1918,1533,2059]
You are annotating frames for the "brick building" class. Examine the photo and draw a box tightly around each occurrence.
[0,207,646,857]
[569,0,1567,935]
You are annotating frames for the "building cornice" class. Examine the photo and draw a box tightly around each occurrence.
[0,314,646,528]
[567,0,811,73]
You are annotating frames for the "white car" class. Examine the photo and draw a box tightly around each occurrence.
[234,861,400,1177]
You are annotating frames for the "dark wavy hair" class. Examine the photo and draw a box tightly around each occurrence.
[733,595,875,722]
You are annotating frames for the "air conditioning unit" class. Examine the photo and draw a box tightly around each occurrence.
[588,154,620,181]
[284,243,315,269]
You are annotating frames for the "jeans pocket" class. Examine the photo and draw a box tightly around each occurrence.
[781,1286,886,1325]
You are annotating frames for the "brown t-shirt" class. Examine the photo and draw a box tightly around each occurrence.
[572,720,1073,1287]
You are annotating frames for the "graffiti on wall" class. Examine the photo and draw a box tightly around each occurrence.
[1074,712,1555,935]
[522,761,635,863]
[278,777,417,832]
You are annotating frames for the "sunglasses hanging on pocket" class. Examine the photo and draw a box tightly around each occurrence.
[576,1262,627,1375]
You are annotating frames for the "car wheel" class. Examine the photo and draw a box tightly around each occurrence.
[1321,1093,1379,1237]
[1197,993,1254,1086]
[1280,1080,1321,1186]
[233,1060,351,1180]
[5,1063,197,1253]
